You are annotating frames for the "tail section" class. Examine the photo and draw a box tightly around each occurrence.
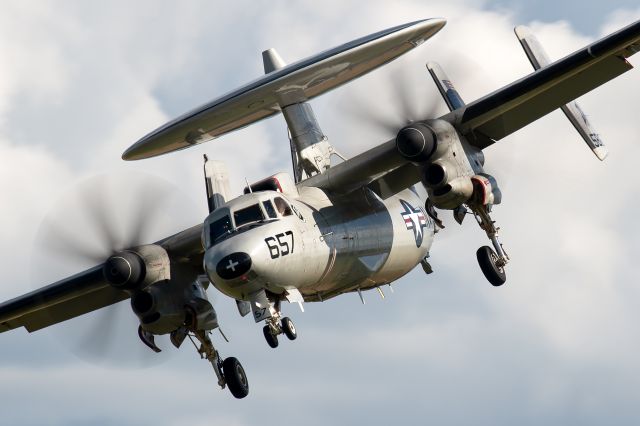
[203,155,231,213]
[515,26,608,161]
[427,62,465,111]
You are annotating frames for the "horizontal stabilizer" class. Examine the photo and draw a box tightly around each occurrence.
[515,25,608,161]
[427,62,465,111]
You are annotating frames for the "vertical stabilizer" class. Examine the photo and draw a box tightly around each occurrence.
[515,26,608,161]
[203,155,231,213]
[427,62,465,111]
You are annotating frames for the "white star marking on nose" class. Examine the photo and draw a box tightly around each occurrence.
[226,258,239,272]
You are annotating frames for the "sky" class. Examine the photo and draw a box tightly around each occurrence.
[0,1,639,425]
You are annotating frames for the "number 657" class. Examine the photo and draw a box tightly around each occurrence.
[265,231,294,259]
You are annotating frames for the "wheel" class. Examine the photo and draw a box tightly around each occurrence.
[281,317,297,340]
[223,357,249,399]
[263,325,279,348]
[476,246,506,286]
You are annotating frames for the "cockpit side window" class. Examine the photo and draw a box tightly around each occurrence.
[234,204,264,227]
[262,200,277,219]
[209,215,232,246]
[274,197,292,217]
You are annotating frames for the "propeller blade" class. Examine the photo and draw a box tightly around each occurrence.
[336,62,443,138]
[31,171,192,368]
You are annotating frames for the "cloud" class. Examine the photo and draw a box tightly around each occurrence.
[0,1,639,425]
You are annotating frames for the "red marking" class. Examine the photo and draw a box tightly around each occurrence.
[271,176,283,193]
[471,176,489,205]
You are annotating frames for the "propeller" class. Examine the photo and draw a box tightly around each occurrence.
[337,64,443,138]
[334,56,516,236]
[30,172,195,368]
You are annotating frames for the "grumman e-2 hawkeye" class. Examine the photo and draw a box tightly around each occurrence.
[1,17,639,399]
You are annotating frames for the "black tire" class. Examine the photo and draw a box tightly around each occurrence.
[476,246,506,286]
[223,357,249,399]
[281,317,297,340]
[263,325,279,348]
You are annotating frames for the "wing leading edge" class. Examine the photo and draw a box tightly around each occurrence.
[0,224,204,334]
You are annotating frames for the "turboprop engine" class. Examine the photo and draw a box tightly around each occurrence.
[103,244,170,291]
[395,119,501,210]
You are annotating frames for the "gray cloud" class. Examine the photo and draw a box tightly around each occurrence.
[0,1,639,425]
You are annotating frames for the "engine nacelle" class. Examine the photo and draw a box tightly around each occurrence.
[397,119,492,211]
[103,244,170,291]
[395,122,437,163]
[131,276,218,335]
[426,175,474,209]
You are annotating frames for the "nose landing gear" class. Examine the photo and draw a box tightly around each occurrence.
[262,315,298,348]
[249,290,299,348]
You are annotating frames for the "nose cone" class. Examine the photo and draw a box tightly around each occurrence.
[215,252,252,280]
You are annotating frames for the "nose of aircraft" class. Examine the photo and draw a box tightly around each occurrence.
[215,252,252,280]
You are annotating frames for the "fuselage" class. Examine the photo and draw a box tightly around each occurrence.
[203,185,435,302]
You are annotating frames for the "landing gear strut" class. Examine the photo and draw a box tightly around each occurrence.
[192,330,249,399]
[138,324,249,399]
[470,204,509,286]
[249,291,299,348]
[262,315,298,348]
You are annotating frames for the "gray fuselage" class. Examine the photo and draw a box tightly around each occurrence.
[203,185,435,303]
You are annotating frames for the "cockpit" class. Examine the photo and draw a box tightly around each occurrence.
[203,192,294,249]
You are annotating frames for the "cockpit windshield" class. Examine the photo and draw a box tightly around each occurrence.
[209,215,233,244]
[233,204,264,228]
[205,198,285,249]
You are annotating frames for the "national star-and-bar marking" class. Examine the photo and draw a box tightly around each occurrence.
[400,199,429,247]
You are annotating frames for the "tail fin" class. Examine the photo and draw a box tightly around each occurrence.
[515,26,608,161]
[203,155,231,213]
[427,62,465,111]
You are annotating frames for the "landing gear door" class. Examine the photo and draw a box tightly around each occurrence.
[249,290,274,323]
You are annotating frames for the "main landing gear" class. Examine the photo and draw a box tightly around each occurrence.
[469,204,509,286]
[138,325,249,399]
[190,330,249,399]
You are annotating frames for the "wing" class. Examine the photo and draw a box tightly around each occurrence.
[0,224,204,333]
[443,20,640,148]
[299,139,420,197]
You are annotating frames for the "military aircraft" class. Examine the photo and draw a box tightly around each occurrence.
[1,17,639,399]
